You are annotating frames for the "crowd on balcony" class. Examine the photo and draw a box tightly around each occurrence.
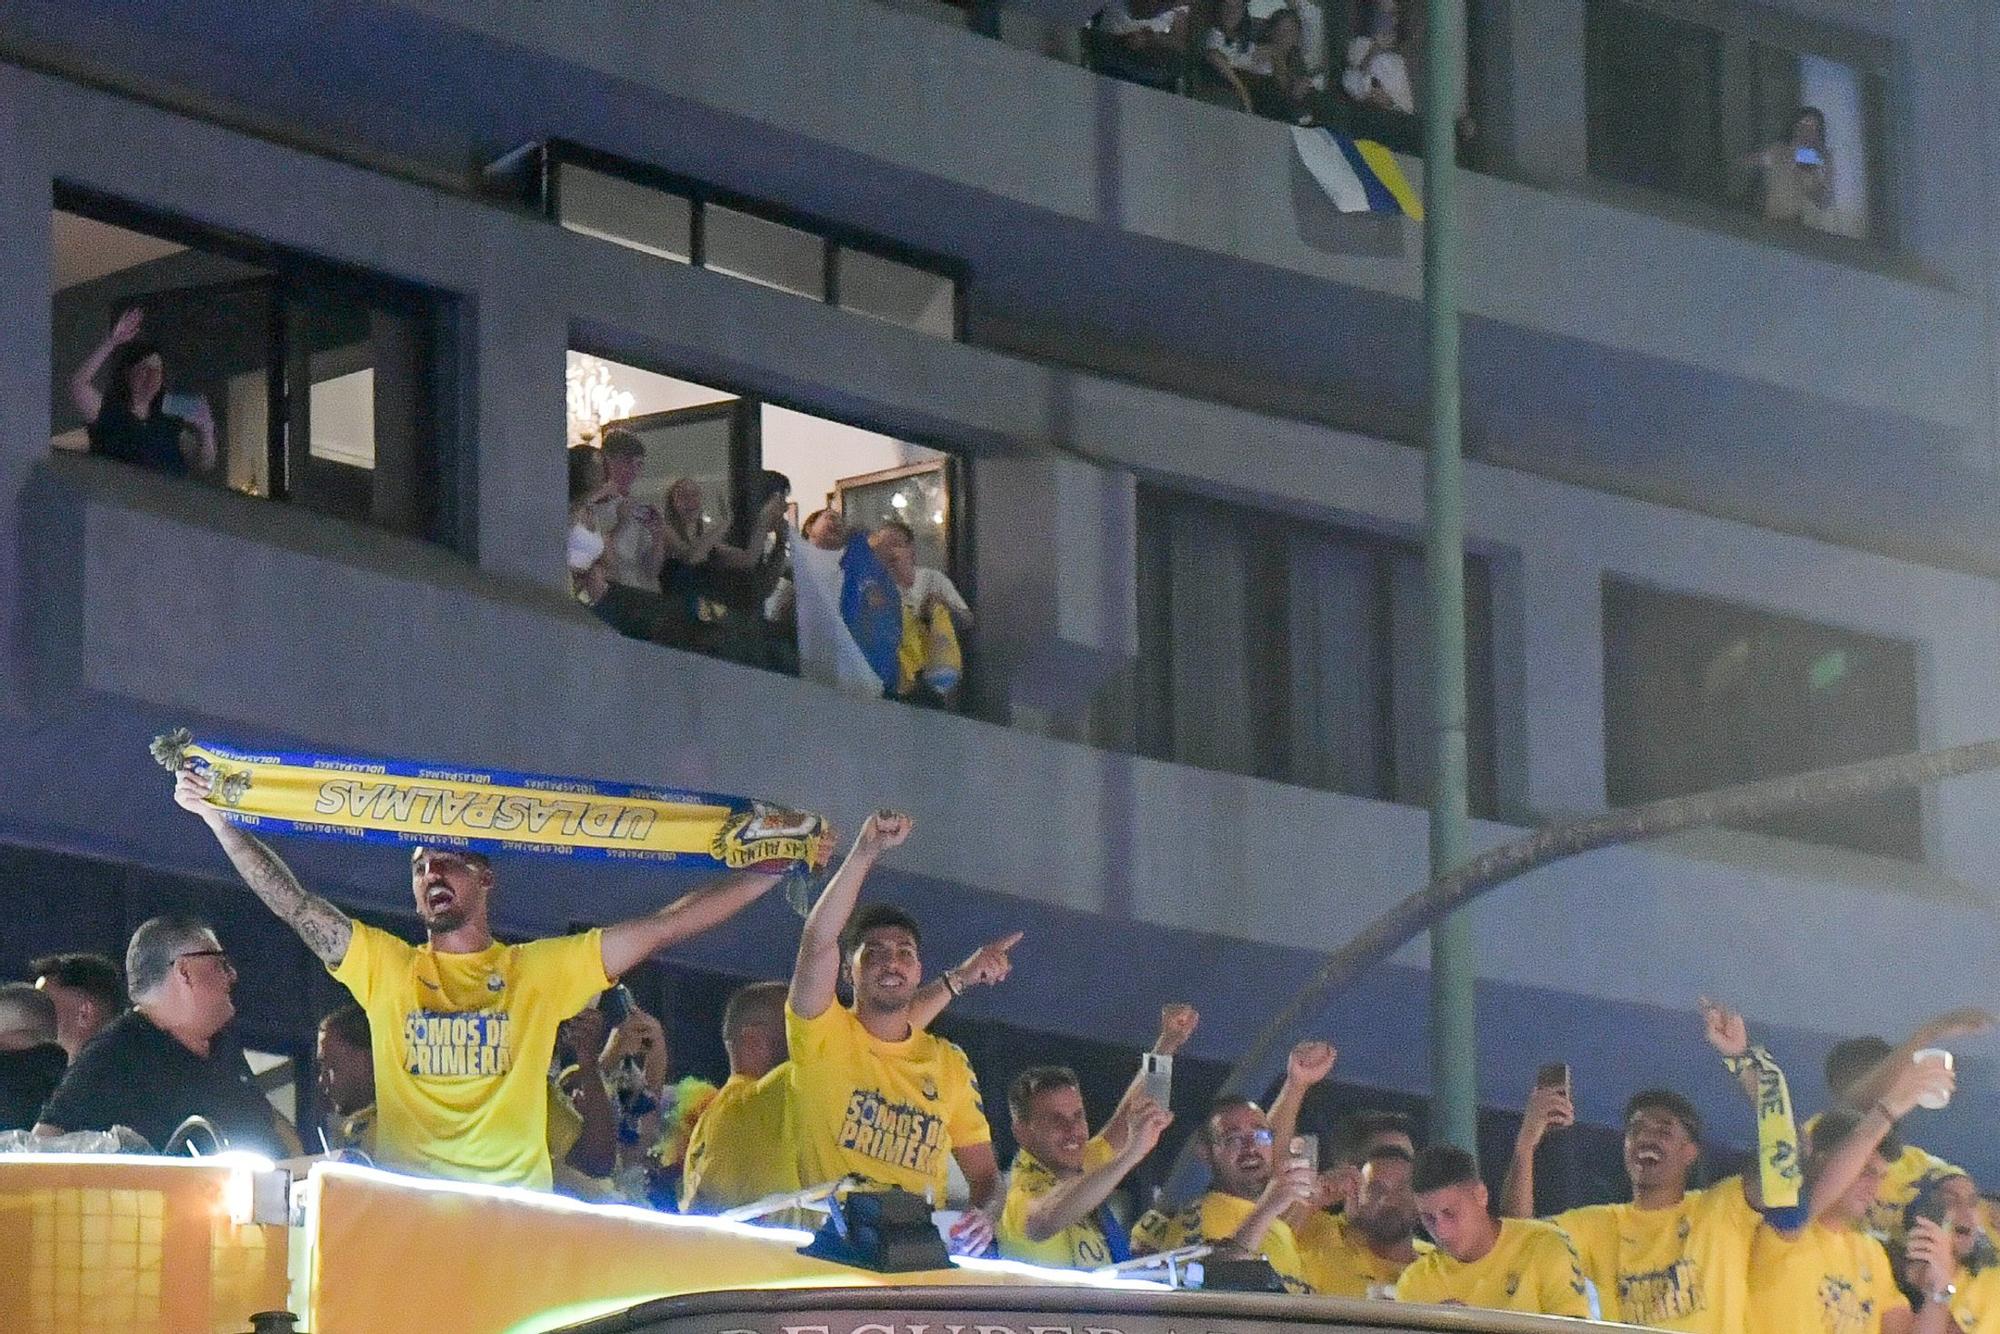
[4,761,1996,1330]
[567,432,973,711]
[1084,0,1421,145]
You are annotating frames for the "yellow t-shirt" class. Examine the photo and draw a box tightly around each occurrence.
[1950,1264,2000,1334]
[1131,1191,1312,1293]
[998,1136,1119,1269]
[784,1001,989,1201]
[1295,1210,1430,1298]
[1553,1176,1761,1332]
[545,1078,619,1202]
[681,1066,800,1212]
[331,921,610,1190]
[1395,1217,1592,1317]
[1748,1219,1908,1334]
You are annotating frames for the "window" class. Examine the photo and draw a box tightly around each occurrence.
[1585,2,1722,203]
[702,206,825,299]
[542,144,964,339]
[1133,487,1499,815]
[835,248,958,339]
[564,351,966,695]
[554,164,693,263]
[1602,580,1922,860]
[1584,0,1889,242]
[51,196,458,541]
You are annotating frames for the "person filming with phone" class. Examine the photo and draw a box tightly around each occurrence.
[1745,106,1835,231]
[996,1003,1196,1270]
[64,307,217,477]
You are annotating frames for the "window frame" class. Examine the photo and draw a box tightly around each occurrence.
[53,185,464,546]
[541,141,969,339]
[572,344,976,600]
[1132,483,1501,816]
[1579,0,1898,250]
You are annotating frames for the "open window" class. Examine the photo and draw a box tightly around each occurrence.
[51,194,459,542]
[564,351,968,697]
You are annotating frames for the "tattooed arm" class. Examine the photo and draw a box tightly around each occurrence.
[174,764,352,965]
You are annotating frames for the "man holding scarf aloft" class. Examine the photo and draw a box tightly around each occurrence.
[1499,996,1802,1332]
[173,763,793,1190]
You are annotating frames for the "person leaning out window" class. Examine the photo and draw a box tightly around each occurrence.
[63,307,216,477]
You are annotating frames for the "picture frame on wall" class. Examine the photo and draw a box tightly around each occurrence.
[836,460,952,573]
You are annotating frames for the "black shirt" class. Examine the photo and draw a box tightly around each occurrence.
[88,407,190,476]
[0,1042,68,1132]
[38,1010,281,1155]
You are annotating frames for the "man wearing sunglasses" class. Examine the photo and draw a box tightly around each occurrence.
[1132,1095,1319,1290]
[34,915,294,1156]
[173,762,795,1189]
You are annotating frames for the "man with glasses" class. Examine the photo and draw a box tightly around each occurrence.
[787,811,1006,1255]
[34,915,293,1155]
[172,762,794,1189]
[1132,1095,1319,1291]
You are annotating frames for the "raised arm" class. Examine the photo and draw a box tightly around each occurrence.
[1799,1057,1954,1230]
[1267,1039,1336,1158]
[599,865,785,981]
[1103,1003,1198,1153]
[1021,1098,1173,1243]
[1500,1079,1574,1218]
[789,811,910,1020]
[558,1008,618,1180]
[69,307,143,423]
[1218,1152,1317,1258]
[1841,1008,1996,1112]
[908,930,1024,1031]
[174,764,352,966]
[1698,996,1799,1211]
[1906,1217,1966,1334]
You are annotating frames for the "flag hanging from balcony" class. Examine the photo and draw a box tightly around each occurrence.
[149,729,833,871]
[1291,126,1424,219]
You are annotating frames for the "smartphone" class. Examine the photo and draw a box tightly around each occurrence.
[1535,1062,1572,1097]
[1140,1051,1173,1108]
[1794,146,1824,167]
[597,983,634,1025]
[1293,1133,1320,1169]
[160,391,205,421]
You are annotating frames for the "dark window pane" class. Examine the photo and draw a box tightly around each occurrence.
[1135,486,1497,814]
[1602,580,1922,860]
[1585,0,1723,202]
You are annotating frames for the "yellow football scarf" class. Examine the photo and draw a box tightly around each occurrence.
[1729,1045,1803,1209]
[149,730,832,871]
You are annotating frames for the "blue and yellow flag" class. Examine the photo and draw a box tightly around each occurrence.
[839,532,902,691]
[150,730,831,870]
[1291,125,1424,219]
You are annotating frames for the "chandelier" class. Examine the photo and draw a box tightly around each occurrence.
[566,354,636,445]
